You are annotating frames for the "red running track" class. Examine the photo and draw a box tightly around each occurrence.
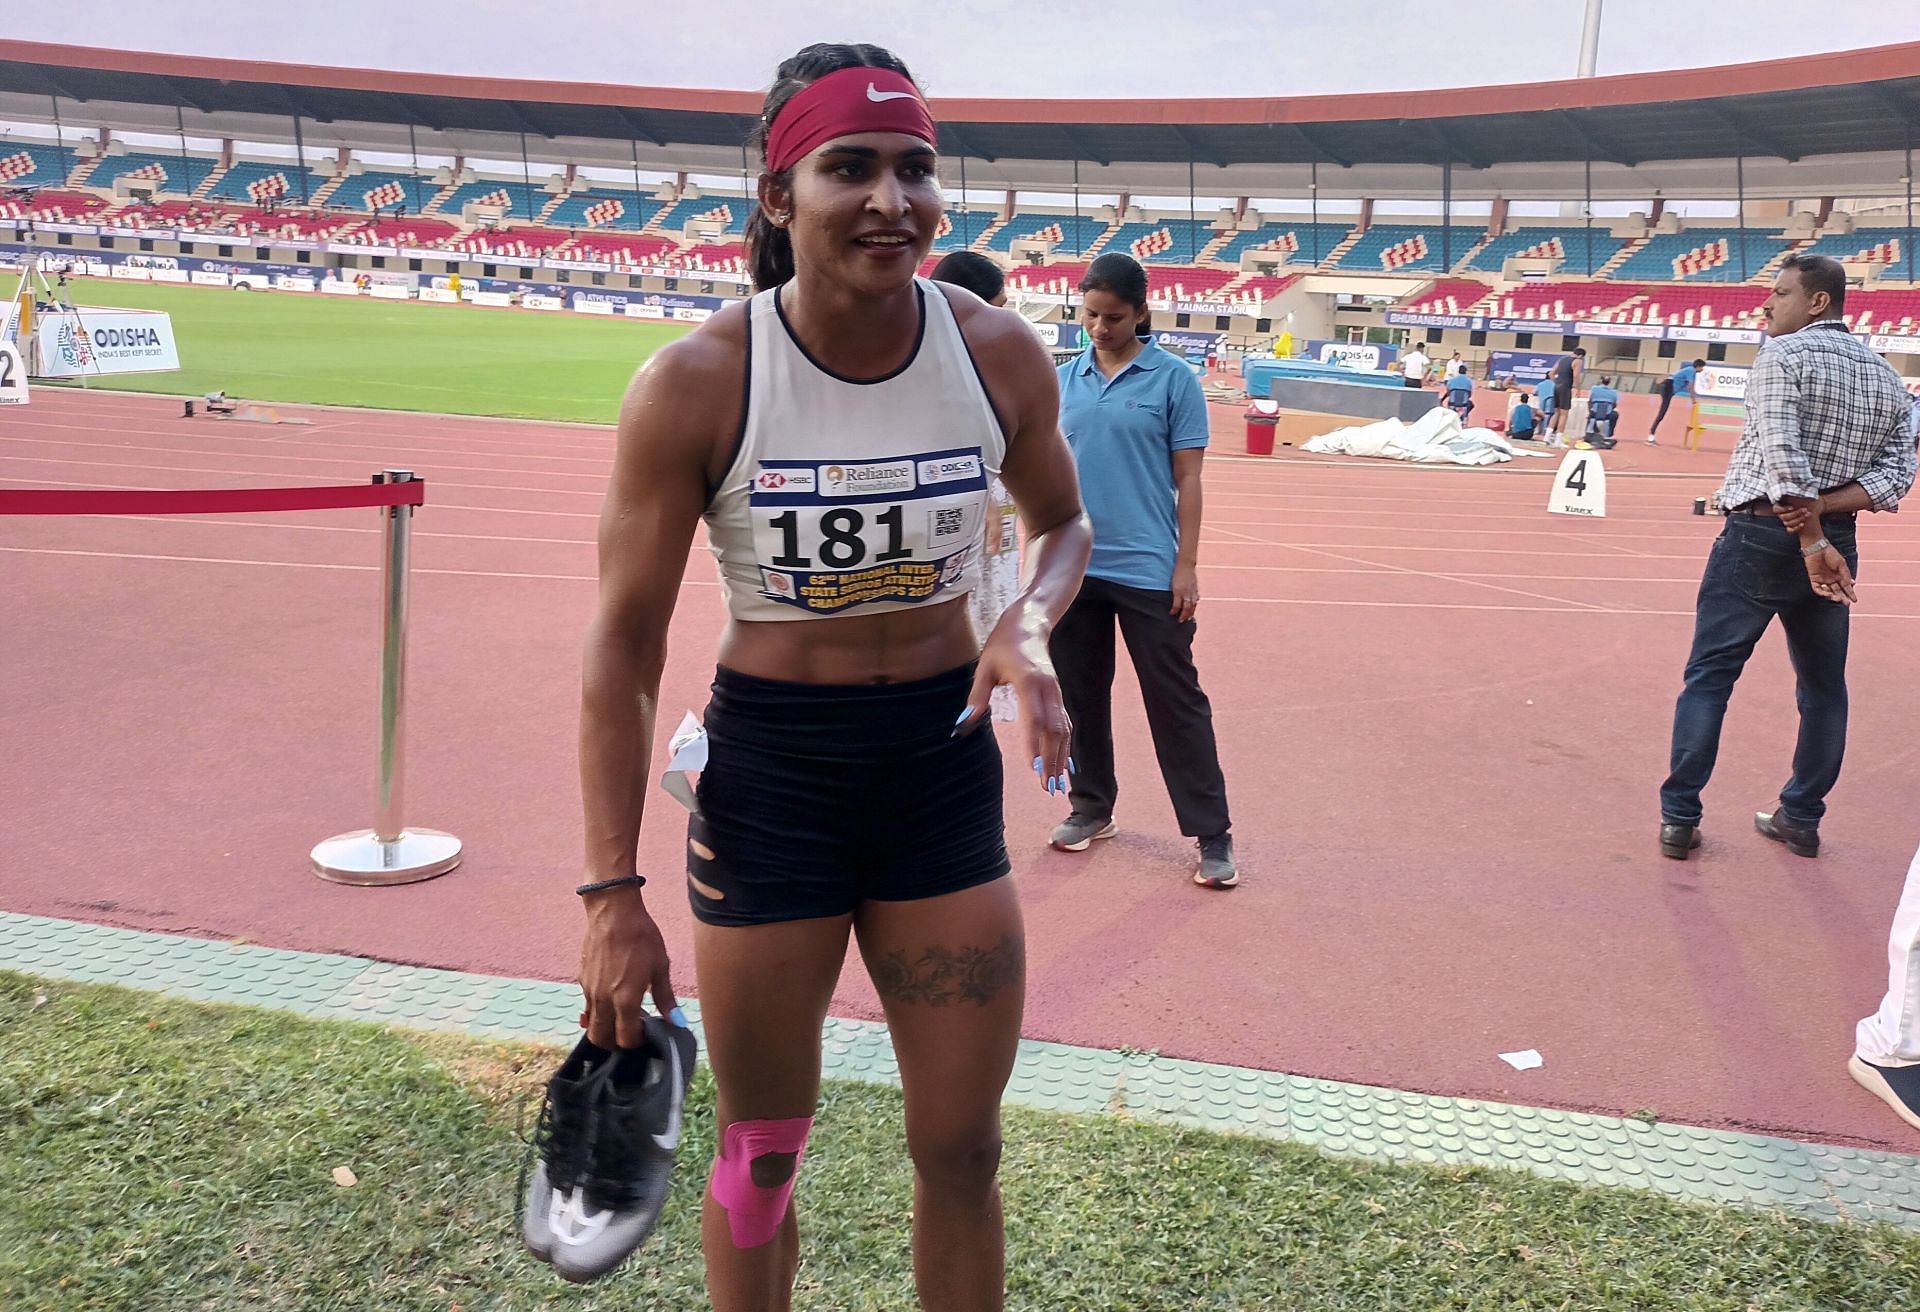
[4,389,1919,1151]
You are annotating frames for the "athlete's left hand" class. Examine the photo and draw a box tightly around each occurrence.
[958,607,1073,795]
[1170,563,1200,623]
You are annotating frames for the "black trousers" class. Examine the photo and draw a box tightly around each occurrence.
[1050,574,1231,837]
[1650,388,1676,434]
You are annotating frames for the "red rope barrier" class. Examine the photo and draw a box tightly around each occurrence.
[0,482,427,517]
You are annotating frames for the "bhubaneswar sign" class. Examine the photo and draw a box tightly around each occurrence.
[34,310,181,378]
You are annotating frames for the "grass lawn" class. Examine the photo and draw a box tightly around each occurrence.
[4,972,1918,1311]
[50,278,691,424]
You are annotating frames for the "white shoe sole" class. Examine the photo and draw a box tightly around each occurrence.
[1051,820,1117,852]
[1848,1055,1920,1133]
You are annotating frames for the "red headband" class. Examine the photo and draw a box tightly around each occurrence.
[765,67,937,174]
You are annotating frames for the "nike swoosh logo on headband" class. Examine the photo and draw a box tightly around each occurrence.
[867,83,918,103]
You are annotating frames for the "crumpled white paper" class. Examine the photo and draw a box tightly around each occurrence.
[658,710,708,815]
[1498,1049,1544,1071]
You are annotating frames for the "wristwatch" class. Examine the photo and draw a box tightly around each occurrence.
[1800,537,1831,558]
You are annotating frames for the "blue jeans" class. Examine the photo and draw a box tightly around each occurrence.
[1660,513,1857,829]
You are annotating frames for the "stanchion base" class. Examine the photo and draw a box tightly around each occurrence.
[311,828,463,886]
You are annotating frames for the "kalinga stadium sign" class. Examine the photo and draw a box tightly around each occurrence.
[34,310,182,378]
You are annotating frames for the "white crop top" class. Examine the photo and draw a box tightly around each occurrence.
[704,278,1008,622]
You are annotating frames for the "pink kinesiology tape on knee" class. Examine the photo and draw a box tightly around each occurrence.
[708,1116,814,1249]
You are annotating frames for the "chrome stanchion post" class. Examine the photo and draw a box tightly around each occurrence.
[312,469,463,885]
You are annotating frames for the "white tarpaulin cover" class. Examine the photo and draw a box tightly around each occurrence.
[1301,407,1548,466]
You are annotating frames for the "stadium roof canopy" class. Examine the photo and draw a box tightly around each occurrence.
[3,39,1920,201]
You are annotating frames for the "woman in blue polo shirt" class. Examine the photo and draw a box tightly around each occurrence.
[1049,252,1236,888]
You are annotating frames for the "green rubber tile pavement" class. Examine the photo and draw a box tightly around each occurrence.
[5,910,1918,1230]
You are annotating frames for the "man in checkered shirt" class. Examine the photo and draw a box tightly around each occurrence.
[1658,253,1915,865]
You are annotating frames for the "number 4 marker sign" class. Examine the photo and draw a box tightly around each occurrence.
[1547,447,1606,517]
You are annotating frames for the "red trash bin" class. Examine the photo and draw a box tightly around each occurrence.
[1245,398,1280,456]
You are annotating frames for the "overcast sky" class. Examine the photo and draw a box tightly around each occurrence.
[16,0,1920,98]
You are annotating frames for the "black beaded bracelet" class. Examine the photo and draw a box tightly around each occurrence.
[575,874,647,896]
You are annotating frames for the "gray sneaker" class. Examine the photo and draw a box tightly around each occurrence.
[521,1015,697,1283]
[1050,812,1117,852]
[1194,833,1238,889]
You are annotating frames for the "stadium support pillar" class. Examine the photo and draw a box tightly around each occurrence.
[1648,195,1664,225]
[1907,134,1915,283]
[1073,159,1081,262]
[519,132,537,223]
[564,163,576,190]
[1736,148,1748,280]
[1310,162,1320,265]
[1813,196,1832,226]
[48,96,69,179]
[1441,161,1453,269]
[1357,198,1373,234]
[1002,191,1016,223]
[97,127,111,152]
[221,138,234,168]
[292,114,311,203]
[336,146,350,172]
[1488,197,1508,237]
[175,106,194,188]
[1585,157,1595,276]
[1188,158,1198,262]
[1234,195,1248,223]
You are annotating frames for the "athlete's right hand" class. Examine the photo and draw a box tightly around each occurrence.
[578,886,678,1049]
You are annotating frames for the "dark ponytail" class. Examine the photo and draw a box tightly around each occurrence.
[1079,252,1150,314]
[746,42,920,292]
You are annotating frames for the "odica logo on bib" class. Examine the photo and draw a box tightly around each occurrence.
[917,454,980,486]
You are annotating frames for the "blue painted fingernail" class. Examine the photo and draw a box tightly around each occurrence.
[1068,756,1077,774]
[1033,756,1044,776]
[954,707,975,726]
[1046,777,1057,795]
[669,1006,689,1028]
[1057,774,1070,793]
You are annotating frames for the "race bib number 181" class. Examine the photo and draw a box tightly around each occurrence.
[749,449,988,613]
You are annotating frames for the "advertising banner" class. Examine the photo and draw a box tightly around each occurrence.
[34,310,181,377]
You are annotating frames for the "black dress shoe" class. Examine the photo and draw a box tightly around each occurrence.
[1659,823,1702,860]
[1754,806,1819,857]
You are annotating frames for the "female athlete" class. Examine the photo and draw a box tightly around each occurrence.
[575,41,1091,1312]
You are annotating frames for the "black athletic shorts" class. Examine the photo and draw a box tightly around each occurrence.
[687,664,1011,927]
[1554,382,1573,409]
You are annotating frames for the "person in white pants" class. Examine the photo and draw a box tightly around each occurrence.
[1852,843,1920,1134]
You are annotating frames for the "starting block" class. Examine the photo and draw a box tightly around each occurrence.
[1547,447,1607,518]
[182,392,310,426]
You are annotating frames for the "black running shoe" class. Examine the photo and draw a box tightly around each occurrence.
[521,1013,697,1283]
[1849,1055,1920,1135]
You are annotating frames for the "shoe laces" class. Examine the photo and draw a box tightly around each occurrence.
[519,1049,652,1218]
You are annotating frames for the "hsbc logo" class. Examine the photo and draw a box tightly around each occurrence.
[754,465,815,494]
